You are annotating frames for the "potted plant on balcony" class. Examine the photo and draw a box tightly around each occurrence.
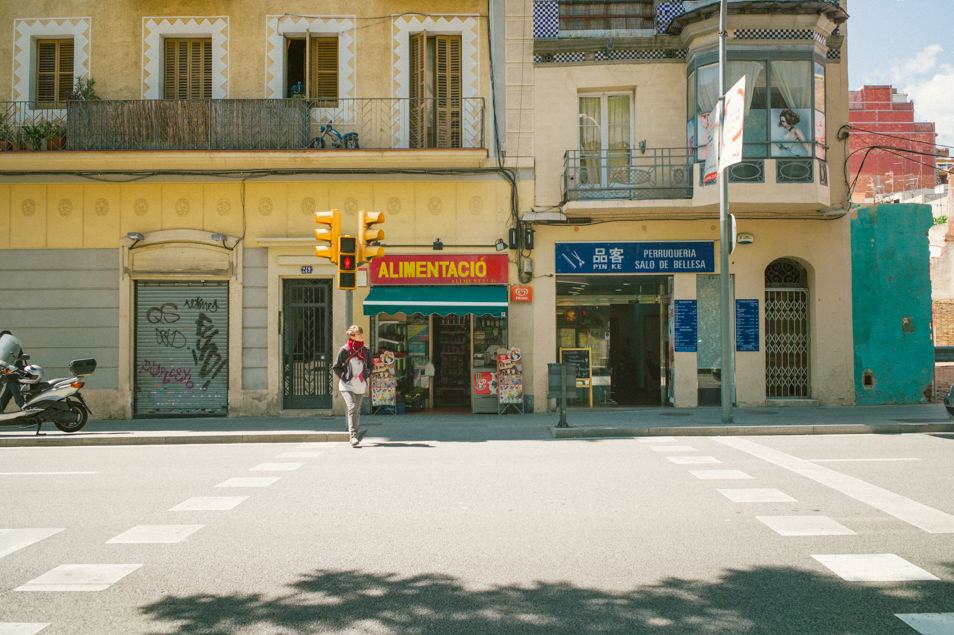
[41,120,67,150]
[21,123,45,150]
[67,76,100,101]
[0,112,13,151]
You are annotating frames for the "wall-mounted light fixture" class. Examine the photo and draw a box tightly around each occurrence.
[737,232,755,245]
[432,238,444,251]
[494,238,507,251]
[210,233,228,248]
[125,232,144,248]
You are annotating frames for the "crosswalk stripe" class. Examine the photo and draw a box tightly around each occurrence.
[169,496,247,512]
[107,525,203,544]
[0,529,64,559]
[0,623,50,635]
[895,613,954,634]
[15,564,142,592]
[813,554,939,582]
[716,438,954,533]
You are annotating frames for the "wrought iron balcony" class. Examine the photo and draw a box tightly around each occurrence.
[0,97,485,151]
[564,148,694,201]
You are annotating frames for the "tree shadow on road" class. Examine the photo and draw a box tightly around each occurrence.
[141,564,954,634]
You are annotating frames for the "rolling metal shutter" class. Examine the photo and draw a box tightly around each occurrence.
[135,281,229,416]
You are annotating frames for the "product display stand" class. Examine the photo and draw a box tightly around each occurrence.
[496,348,524,415]
[370,352,398,414]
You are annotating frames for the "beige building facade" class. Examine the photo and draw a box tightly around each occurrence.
[0,0,857,419]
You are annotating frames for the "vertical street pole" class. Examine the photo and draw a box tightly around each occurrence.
[345,290,353,329]
[718,0,734,423]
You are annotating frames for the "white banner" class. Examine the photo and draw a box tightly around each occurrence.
[703,103,720,185]
[720,76,746,172]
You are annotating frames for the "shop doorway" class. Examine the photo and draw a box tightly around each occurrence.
[557,275,670,407]
[281,279,333,409]
[433,315,470,408]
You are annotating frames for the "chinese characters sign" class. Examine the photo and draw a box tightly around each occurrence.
[555,242,715,274]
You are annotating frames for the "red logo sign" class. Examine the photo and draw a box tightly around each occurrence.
[510,286,533,303]
[369,254,508,286]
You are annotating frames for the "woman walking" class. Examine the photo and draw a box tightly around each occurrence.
[332,324,371,447]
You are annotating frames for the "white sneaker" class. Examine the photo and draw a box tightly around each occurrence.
[350,437,359,447]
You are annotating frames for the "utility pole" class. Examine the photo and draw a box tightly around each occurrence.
[718,0,735,423]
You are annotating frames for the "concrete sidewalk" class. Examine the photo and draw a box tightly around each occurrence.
[1,403,952,447]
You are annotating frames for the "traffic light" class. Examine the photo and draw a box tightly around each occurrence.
[358,210,386,263]
[314,209,341,262]
[338,235,357,290]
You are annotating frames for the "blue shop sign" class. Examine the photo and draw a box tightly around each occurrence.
[555,241,715,274]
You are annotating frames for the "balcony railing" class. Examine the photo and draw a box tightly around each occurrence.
[0,97,485,151]
[564,148,694,201]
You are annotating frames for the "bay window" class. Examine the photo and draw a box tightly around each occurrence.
[688,55,824,161]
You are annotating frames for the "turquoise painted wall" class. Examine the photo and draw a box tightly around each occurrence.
[851,204,934,404]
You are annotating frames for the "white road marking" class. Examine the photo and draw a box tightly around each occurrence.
[649,445,697,452]
[0,624,49,635]
[107,525,203,544]
[689,470,753,480]
[668,456,721,465]
[895,613,954,634]
[638,437,678,443]
[16,564,142,592]
[813,554,939,582]
[0,528,64,559]
[0,472,97,476]
[276,451,323,458]
[716,438,954,533]
[250,462,304,471]
[216,477,280,488]
[757,515,856,536]
[719,488,796,503]
[808,458,921,463]
[169,496,248,512]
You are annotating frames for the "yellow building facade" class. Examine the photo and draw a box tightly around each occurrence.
[0,1,536,418]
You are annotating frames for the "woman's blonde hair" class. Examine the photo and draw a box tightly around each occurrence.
[346,324,363,339]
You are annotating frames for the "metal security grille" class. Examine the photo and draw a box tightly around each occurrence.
[135,281,229,416]
[282,279,333,409]
[765,288,810,398]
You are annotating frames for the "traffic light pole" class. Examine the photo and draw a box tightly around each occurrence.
[345,290,353,329]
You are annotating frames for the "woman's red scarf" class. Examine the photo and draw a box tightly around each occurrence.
[346,339,366,382]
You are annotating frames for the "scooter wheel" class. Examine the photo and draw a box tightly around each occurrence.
[54,401,88,433]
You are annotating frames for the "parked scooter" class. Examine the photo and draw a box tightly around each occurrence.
[0,356,96,435]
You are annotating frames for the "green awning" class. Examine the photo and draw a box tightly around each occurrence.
[363,286,508,317]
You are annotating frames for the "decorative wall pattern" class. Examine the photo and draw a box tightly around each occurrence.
[142,17,229,99]
[12,17,92,105]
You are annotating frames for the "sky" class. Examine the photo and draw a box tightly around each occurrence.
[846,0,954,148]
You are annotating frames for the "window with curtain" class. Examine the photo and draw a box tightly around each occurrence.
[578,93,633,186]
[164,39,213,100]
[690,57,819,161]
[36,39,74,107]
[285,36,338,105]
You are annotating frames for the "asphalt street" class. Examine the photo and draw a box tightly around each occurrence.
[1,432,952,634]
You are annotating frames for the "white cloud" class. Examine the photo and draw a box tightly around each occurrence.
[886,44,954,148]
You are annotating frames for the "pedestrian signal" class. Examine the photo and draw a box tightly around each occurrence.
[338,235,357,290]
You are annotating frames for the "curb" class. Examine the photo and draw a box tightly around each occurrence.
[549,422,954,438]
[0,431,351,448]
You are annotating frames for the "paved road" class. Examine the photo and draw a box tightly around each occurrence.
[1,432,953,633]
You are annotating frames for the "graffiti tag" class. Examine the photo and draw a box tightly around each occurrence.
[183,296,219,313]
[154,327,187,349]
[146,302,180,324]
[139,359,195,390]
[191,312,226,390]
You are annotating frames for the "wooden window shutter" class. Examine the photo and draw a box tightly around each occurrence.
[164,38,212,99]
[309,37,338,106]
[408,32,426,148]
[36,39,74,107]
[434,35,461,149]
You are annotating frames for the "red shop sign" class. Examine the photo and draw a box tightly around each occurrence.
[369,254,509,286]
[510,286,532,303]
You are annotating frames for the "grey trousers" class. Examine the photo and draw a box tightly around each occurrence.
[340,390,364,438]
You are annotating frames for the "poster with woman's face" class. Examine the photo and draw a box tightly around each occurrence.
[771,107,811,157]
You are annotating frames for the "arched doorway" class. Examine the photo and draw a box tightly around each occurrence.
[764,258,810,398]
